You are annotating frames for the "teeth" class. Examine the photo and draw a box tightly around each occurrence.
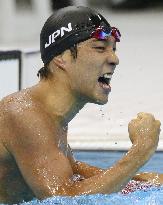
[103,73,112,79]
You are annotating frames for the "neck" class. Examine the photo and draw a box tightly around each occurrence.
[31,78,87,126]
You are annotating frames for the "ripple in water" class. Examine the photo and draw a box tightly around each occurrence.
[14,185,163,205]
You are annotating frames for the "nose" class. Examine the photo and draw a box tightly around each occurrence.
[107,52,119,70]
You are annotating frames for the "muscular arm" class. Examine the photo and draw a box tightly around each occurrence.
[67,145,104,178]
[73,159,163,185]
[5,110,160,198]
[69,149,163,185]
[72,161,104,178]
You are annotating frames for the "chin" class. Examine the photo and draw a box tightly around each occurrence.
[81,89,110,105]
[95,98,108,105]
[89,95,109,105]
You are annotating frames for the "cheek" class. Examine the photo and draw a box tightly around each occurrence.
[77,53,102,76]
[73,49,104,87]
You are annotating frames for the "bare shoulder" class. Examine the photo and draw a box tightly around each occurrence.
[0,89,68,172]
[1,88,50,121]
[1,89,41,115]
[0,89,55,147]
[0,90,74,198]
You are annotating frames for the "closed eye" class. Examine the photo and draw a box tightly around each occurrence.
[94,46,106,51]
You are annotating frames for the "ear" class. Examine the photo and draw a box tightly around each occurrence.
[52,56,66,70]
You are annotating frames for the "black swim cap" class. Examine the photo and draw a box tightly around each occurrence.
[40,6,111,65]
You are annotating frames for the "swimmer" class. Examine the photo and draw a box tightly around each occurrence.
[0,6,162,204]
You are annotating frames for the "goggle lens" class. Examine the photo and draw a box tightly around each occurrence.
[91,27,121,42]
[111,27,121,42]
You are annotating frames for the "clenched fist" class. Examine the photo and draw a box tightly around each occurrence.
[128,113,161,155]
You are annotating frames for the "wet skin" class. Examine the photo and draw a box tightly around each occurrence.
[0,37,162,204]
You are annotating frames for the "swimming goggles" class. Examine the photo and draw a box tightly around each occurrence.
[91,26,121,42]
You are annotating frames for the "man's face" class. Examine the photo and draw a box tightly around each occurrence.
[67,36,119,105]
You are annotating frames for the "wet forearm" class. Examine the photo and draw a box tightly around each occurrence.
[67,144,151,195]
[33,145,153,198]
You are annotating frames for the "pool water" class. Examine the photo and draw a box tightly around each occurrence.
[20,188,163,205]
[6,151,163,204]
[74,150,163,172]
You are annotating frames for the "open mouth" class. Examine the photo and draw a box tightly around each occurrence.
[98,73,112,90]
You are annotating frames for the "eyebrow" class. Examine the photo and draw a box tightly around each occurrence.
[91,39,107,43]
[89,39,117,50]
[91,38,117,45]
[90,39,108,47]
[91,39,116,46]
